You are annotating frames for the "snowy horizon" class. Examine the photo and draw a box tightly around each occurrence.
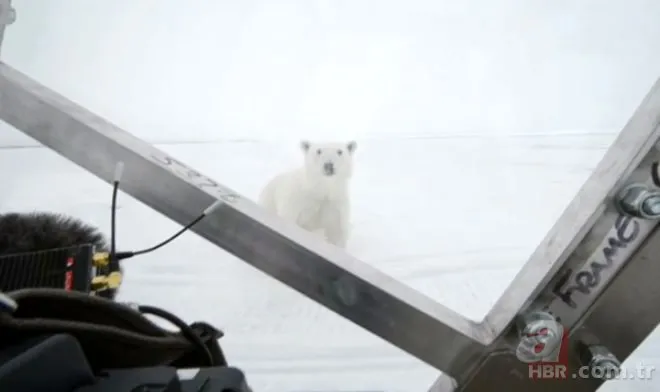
[2,1,660,391]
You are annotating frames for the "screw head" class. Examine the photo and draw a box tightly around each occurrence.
[591,357,621,380]
[617,184,660,219]
[515,311,563,363]
[641,195,660,217]
[580,344,621,379]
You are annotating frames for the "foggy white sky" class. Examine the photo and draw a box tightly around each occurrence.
[1,0,660,145]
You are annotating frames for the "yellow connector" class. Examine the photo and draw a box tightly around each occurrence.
[91,271,123,291]
[107,271,122,289]
[92,252,110,267]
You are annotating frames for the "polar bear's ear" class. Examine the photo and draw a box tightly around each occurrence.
[346,141,357,154]
[300,140,311,152]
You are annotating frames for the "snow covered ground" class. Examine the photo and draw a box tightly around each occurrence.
[2,129,660,392]
[3,0,660,390]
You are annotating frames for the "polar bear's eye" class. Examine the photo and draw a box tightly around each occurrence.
[337,149,343,156]
[316,149,322,155]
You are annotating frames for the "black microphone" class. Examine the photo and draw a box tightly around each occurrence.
[0,161,223,301]
[0,211,113,297]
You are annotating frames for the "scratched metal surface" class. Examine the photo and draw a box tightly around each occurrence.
[2,1,660,390]
[3,129,657,391]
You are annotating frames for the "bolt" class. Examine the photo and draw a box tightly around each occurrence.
[591,358,621,380]
[515,311,563,363]
[577,343,621,380]
[641,195,660,216]
[617,184,660,219]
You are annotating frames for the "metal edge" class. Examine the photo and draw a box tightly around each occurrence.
[428,77,660,390]
[0,61,490,375]
[482,76,660,335]
[449,225,660,392]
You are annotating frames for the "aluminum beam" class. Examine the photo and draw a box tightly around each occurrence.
[484,76,660,338]
[4,4,660,388]
[432,224,660,392]
[0,61,490,377]
[430,77,660,390]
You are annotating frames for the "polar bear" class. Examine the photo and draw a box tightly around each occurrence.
[259,140,357,248]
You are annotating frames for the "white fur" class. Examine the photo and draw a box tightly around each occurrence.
[259,140,357,248]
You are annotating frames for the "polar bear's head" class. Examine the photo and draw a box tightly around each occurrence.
[300,140,357,180]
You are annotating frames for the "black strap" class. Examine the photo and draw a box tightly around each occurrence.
[0,288,227,371]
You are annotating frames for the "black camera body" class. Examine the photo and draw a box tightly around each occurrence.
[0,334,251,392]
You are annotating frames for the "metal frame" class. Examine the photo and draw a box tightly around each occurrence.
[441,224,660,392]
[426,74,660,390]
[2,5,660,390]
[426,70,660,390]
[0,60,489,376]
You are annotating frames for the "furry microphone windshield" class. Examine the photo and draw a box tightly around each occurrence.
[0,212,109,254]
[0,212,119,299]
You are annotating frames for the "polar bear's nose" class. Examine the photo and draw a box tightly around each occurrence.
[323,162,335,175]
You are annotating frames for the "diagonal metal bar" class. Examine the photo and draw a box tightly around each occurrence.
[433,224,660,392]
[429,76,660,390]
[0,61,489,376]
[484,76,660,335]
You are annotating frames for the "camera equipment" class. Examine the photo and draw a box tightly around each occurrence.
[0,162,250,392]
[0,245,95,294]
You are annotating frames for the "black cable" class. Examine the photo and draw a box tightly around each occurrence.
[116,214,205,260]
[107,162,124,273]
[138,304,215,367]
[101,163,221,366]
[109,180,119,271]
[115,200,221,261]
[105,162,223,262]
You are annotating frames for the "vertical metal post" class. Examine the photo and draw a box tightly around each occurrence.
[0,0,15,57]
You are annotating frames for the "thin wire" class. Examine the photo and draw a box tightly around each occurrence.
[117,214,205,259]
[109,181,119,270]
